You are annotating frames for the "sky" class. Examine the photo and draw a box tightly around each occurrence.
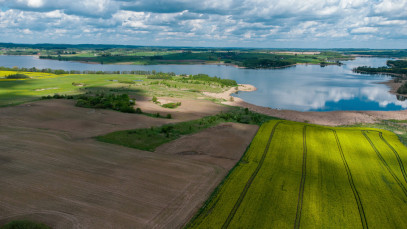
[0,0,406,48]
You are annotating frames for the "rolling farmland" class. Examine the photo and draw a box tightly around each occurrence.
[188,120,407,228]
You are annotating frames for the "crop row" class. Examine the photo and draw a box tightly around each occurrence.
[188,120,407,228]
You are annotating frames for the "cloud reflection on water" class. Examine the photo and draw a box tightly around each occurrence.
[0,55,405,111]
[235,58,407,111]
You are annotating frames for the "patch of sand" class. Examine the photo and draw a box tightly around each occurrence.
[203,84,256,101]
[34,87,59,91]
[202,83,407,126]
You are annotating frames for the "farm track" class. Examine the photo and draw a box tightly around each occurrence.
[221,121,282,229]
[378,132,407,185]
[294,125,307,229]
[332,129,368,229]
[362,131,407,197]
[189,121,407,228]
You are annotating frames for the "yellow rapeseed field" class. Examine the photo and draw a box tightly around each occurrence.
[188,120,407,228]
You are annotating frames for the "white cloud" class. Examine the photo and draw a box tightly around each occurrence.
[26,0,44,8]
[22,28,32,34]
[351,27,379,34]
[0,0,406,47]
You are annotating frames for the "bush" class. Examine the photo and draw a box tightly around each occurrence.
[162,102,181,109]
[152,96,158,103]
[53,94,65,99]
[0,220,50,229]
[5,74,29,79]
[41,94,73,100]
[189,74,237,86]
[75,93,136,113]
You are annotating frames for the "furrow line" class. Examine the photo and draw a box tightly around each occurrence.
[332,129,368,229]
[221,121,282,229]
[378,132,407,185]
[362,130,407,197]
[294,125,307,229]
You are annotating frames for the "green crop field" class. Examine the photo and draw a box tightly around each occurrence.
[188,120,407,228]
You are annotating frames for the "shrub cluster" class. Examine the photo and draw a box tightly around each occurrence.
[162,102,181,109]
[189,74,237,86]
[75,93,136,113]
[41,94,74,99]
[0,220,50,229]
[5,73,29,79]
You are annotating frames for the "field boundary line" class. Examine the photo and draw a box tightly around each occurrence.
[294,125,307,229]
[221,121,282,229]
[378,132,407,185]
[362,131,407,197]
[332,129,368,229]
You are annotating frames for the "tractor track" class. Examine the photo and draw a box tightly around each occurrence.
[294,125,308,229]
[362,130,407,198]
[332,129,368,229]
[221,121,282,229]
[378,132,407,185]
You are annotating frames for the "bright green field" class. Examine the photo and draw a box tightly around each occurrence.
[0,71,229,107]
[187,120,407,228]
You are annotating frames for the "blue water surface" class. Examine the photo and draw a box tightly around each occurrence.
[0,55,403,111]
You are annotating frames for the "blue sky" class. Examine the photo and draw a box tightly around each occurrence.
[0,0,406,48]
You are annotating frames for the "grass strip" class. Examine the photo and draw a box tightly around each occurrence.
[96,108,279,151]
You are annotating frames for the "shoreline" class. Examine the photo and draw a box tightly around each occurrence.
[380,78,406,98]
[27,55,346,69]
[204,83,407,126]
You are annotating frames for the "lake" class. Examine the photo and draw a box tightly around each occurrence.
[0,55,403,111]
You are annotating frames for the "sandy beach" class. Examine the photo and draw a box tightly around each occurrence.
[204,83,407,126]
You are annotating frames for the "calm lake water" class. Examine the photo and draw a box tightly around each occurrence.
[0,55,403,111]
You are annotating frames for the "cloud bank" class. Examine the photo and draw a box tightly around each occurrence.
[0,0,406,48]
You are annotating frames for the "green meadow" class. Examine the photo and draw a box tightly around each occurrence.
[0,71,230,107]
[188,120,407,228]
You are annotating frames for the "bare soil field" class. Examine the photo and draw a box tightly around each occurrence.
[0,99,256,228]
[134,96,230,122]
[156,122,258,170]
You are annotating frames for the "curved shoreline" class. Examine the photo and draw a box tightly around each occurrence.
[204,84,407,126]
[29,55,343,69]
